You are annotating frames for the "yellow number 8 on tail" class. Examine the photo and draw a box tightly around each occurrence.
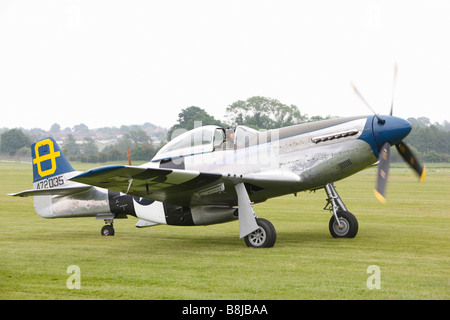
[33,139,61,177]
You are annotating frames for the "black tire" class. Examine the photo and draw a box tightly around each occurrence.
[101,225,115,236]
[329,211,358,238]
[244,218,276,248]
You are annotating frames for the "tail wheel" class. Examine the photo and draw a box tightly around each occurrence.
[244,218,276,248]
[329,211,358,238]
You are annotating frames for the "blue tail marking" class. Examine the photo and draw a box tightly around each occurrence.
[32,137,75,182]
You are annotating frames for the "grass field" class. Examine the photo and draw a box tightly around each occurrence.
[0,161,449,300]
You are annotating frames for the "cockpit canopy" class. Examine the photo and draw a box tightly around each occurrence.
[152,125,259,161]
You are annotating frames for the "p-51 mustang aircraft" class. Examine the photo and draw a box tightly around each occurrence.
[10,77,425,248]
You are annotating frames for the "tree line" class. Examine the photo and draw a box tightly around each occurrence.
[60,131,158,163]
[401,117,450,162]
[0,125,163,163]
[1,96,449,163]
[167,96,334,139]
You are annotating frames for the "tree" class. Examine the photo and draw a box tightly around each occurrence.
[122,130,155,161]
[225,96,307,129]
[98,152,108,163]
[442,120,450,131]
[0,129,31,155]
[72,123,90,137]
[132,144,155,161]
[50,123,61,134]
[102,147,124,162]
[167,106,225,140]
[62,134,80,158]
[399,118,450,163]
[82,137,99,156]
[407,117,432,128]
[124,130,152,148]
[308,115,335,122]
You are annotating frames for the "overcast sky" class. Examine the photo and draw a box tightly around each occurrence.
[1,0,449,131]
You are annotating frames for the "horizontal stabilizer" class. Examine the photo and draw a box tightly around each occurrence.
[9,186,92,197]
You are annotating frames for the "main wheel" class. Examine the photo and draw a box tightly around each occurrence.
[329,211,358,238]
[101,225,115,236]
[244,218,276,248]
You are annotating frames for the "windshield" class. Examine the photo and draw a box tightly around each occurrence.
[235,125,258,148]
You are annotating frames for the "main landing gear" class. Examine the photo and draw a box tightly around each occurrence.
[244,218,277,248]
[324,183,358,238]
[101,219,115,236]
[234,182,277,248]
[237,182,358,248]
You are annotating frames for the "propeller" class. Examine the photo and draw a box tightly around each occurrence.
[389,62,398,116]
[395,141,426,183]
[374,142,391,204]
[351,64,426,204]
[350,82,385,124]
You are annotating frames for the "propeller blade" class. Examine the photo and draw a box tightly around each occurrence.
[395,141,426,183]
[351,82,385,124]
[389,62,398,116]
[374,142,391,204]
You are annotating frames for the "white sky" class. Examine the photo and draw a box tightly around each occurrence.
[1,0,450,131]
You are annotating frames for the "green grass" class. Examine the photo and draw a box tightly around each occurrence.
[0,161,449,299]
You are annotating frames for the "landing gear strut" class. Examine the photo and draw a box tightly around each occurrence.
[101,219,115,236]
[234,182,276,248]
[324,183,358,238]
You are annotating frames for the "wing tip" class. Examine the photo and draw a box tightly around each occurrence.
[8,192,28,197]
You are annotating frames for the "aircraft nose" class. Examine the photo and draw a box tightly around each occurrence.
[373,116,412,147]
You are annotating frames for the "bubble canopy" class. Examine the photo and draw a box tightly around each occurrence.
[152,125,258,161]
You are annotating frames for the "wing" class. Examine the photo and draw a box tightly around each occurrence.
[70,165,301,207]
[70,165,224,206]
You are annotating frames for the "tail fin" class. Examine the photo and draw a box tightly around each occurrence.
[32,137,74,182]
[10,137,89,198]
